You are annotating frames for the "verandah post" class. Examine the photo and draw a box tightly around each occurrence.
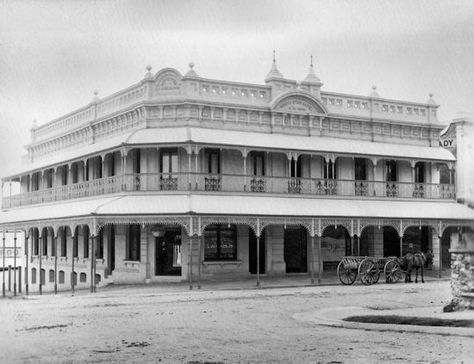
[25,235,29,296]
[39,235,42,295]
[310,235,315,285]
[13,230,17,296]
[54,236,58,294]
[256,234,260,287]
[2,230,5,297]
[189,236,193,290]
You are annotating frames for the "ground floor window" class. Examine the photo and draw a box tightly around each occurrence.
[127,224,141,261]
[204,224,237,261]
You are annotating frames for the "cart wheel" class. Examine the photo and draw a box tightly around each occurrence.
[337,260,357,285]
[384,260,403,283]
[358,258,380,285]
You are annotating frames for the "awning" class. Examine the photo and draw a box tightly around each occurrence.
[1,193,472,225]
[5,126,455,179]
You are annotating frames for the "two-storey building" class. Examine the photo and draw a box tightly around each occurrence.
[1,57,473,293]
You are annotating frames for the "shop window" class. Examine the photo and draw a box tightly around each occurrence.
[204,224,237,261]
[40,269,45,285]
[127,224,141,261]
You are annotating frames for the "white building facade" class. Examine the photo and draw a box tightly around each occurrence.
[1,59,473,293]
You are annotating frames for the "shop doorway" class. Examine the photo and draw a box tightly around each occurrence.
[284,227,307,273]
[155,229,182,276]
[249,228,265,274]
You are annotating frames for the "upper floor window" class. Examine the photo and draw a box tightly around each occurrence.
[252,152,265,176]
[323,159,337,179]
[207,149,220,174]
[133,150,141,174]
[386,160,397,182]
[160,149,178,177]
[61,231,67,257]
[414,162,425,183]
[354,158,367,181]
[204,224,237,261]
[83,227,90,258]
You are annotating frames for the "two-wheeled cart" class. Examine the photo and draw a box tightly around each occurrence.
[337,256,404,285]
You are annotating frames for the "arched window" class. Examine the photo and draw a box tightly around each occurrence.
[31,268,37,284]
[80,273,87,283]
[414,162,425,183]
[95,274,101,284]
[72,272,77,285]
[49,269,55,283]
[59,271,65,284]
[40,269,45,285]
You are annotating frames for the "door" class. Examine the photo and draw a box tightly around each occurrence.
[284,227,307,273]
[249,228,265,274]
[155,230,182,276]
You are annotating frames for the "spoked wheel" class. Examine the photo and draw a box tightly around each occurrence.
[384,260,403,283]
[337,260,358,285]
[358,258,380,285]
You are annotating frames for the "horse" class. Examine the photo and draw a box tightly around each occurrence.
[397,251,433,283]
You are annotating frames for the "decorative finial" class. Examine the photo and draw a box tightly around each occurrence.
[273,49,276,63]
[146,65,152,72]
[429,92,433,98]
[310,55,313,67]
[189,62,194,70]
[372,85,377,91]
[94,90,98,96]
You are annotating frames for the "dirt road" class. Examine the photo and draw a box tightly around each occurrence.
[0,280,472,363]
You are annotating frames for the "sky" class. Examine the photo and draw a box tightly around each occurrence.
[0,0,473,178]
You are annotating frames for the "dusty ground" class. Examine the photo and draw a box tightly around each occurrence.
[0,280,473,364]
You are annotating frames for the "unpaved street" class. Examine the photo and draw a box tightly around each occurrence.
[0,281,472,363]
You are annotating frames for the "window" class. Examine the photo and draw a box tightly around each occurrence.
[252,153,265,176]
[207,149,220,174]
[80,273,87,283]
[323,159,337,179]
[59,271,65,284]
[73,235,78,258]
[96,229,104,259]
[72,272,77,285]
[33,230,39,255]
[354,158,367,180]
[42,231,48,256]
[49,269,55,283]
[134,149,141,174]
[160,149,178,176]
[40,269,45,285]
[386,160,397,182]
[439,165,452,184]
[110,153,115,176]
[127,224,141,261]
[72,163,78,183]
[415,162,425,183]
[61,232,67,257]
[83,228,89,258]
[51,235,56,256]
[204,224,237,261]
[31,268,37,284]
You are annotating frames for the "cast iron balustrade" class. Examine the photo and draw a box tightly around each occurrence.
[205,175,222,191]
[2,172,456,208]
[354,181,369,196]
[288,178,302,194]
[160,176,178,191]
[250,178,266,193]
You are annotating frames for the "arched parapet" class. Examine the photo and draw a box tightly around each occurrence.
[152,68,183,96]
[270,91,328,116]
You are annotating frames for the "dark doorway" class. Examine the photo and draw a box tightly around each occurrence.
[108,225,115,273]
[155,229,182,276]
[383,227,400,257]
[249,228,265,274]
[284,227,307,273]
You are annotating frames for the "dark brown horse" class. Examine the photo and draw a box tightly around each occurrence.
[397,251,433,283]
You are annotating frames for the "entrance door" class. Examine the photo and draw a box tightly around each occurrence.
[284,227,307,273]
[155,230,182,276]
[249,228,265,274]
[441,234,451,269]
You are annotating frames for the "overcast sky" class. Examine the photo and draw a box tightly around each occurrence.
[1,0,473,177]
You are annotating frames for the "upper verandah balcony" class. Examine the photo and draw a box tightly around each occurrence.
[28,63,440,147]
